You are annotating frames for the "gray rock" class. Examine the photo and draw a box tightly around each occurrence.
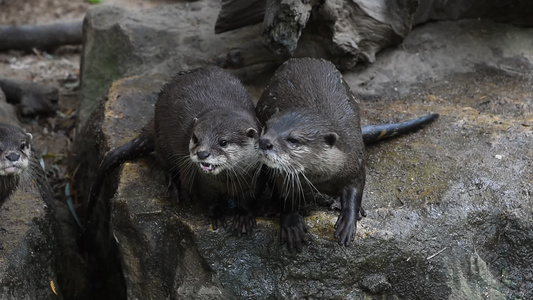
[346,19,533,99]
[413,0,533,26]
[78,1,281,128]
[0,180,59,300]
[78,0,533,129]
[77,14,533,299]
[218,0,533,73]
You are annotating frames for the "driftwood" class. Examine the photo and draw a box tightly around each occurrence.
[216,0,533,70]
[262,0,313,57]
[216,0,419,70]
[215,0,265,34]
[0,20,82,52]
[0,78,58,117]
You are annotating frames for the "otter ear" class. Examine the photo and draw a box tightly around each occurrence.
[26,133,33,141]
[246,128,258,138]
[324,133,338,147]
[193,117,198,123]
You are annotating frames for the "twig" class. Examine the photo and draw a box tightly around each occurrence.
[427,246,448,260]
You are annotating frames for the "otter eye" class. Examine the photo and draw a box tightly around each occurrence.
[218,140,228,147]
[287,137,300,145]
[192,134,199,144]
[20,142,27,150]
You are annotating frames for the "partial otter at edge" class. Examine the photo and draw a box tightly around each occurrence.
[0,123,33,205]
[256,58,439,252]
[86,66,261,234]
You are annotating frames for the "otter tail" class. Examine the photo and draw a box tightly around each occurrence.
[85,128,155,229]
[362,113,439,145]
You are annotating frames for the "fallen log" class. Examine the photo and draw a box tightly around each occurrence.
[215,0,265,34]
[0,20,83,52]
[262,0,313,57]
[215,0,419,70]
[216,0,533,71]
[0,78,58,117]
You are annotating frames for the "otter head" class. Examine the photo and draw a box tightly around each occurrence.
[259,110,345,179]
[0,123,32,176]
[189,110,259,176]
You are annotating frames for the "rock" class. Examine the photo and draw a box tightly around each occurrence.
[112,163,232,300]
[73,74,169,299]
[219,0,533,73]
[346,19,533,98]
[413,0,533,26]
[77,19,533,299]
[76,2,533,299]
[0,176,62,300]
[78,1,282,128]
[78,0,533,129]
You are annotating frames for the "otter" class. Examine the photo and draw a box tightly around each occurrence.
[86,66,261,234]
[0,122,33,206]
[256,58,438,252]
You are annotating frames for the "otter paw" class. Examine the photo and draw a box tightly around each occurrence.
[208,204,226,230]
[358,206,367,220]
[334,210,356,246]
[280,212,309,253]
[231,207,257,235]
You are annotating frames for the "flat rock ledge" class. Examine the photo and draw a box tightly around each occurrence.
[79,70,532,299]
[76,2,533,299]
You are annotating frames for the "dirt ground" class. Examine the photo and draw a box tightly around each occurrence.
[0,0,173,201]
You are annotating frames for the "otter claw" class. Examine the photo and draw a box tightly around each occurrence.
[208,204,226,230]
[334,210,356,246]
[280,212,308,252]
[231,208,257,235]
[358,206,367,219]
[211,217,226,231]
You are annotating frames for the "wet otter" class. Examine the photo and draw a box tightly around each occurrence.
[0,122,33,205]
[256,58,438,252]
[86,66,261,233]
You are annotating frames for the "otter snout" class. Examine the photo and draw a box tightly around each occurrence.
[197,150,210,160]
[6,152,20,162]
[259,138,273,150]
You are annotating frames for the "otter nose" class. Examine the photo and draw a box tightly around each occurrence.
[6,153,20,162]
[259,138,273,150]
[197,151,210,160]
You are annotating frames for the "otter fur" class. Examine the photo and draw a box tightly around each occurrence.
[0,122,33,205]
[86,66,261,233]
[256,58,438,252]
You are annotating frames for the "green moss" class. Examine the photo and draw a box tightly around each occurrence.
[366,140,450,208]
[306,211,337,241]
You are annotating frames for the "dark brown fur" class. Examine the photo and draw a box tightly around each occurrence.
[0,123,33,205]
[257,58,439,252]
[256,58,366,252]
[86,66,261,233]
[155,66,261,231]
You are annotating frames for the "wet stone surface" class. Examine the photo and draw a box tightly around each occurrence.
[76,3,532,299]
[78,69,532,299]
